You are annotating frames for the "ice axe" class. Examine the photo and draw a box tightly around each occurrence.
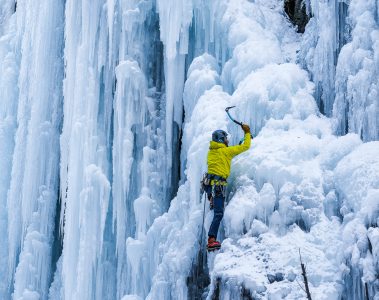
[225,106,243,127]
[225,106,253,142]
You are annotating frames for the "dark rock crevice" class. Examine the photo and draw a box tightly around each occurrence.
[284,0,310,33]
[187,250,211,299]
[209,277,255,300]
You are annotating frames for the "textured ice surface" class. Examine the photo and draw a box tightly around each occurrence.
[0,0,379,299]
[0,1,65,299]
[333,0,379,141]
[209,220,343,299]
[301,0,379,141]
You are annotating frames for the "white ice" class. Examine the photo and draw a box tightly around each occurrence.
[0,0,378,299]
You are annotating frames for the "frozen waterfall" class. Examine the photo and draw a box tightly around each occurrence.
[0,0,378,299]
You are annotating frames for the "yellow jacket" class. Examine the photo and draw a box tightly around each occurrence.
[207,132,251,179]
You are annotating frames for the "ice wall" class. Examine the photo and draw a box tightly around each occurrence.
[141,0,379,298]
[0,0,65,299]
[0,5,18,297]
[300,0,347,115]
[333,0,379,141]
[57,1,115,299]
[301,0,378,141]
[0,0,379,299]
[334,142,379,299]
[0,0,186,298]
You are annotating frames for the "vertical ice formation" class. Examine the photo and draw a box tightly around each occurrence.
[333,0,379,141]
[117,0,228,297]
[53,0,198,297]
[301,0,378,141]
[112,1,149,297]
[131,0,333,298]
[300,0,347,115]
[0,0,65,299]
[113,59,147,297]
[1,0,379,299]
[119,1,223,298]
[144,75,230,300]
[179,0,378,298]
[119,50,228,297]
[198,2,346,298]
[0,4,18,299]
[111,1,175,297]
[333,142,379,299]
[156,0,192,179]
[59,1,113,299]
[181,54,220,179]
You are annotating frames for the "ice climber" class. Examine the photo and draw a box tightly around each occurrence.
[205,124,251,251]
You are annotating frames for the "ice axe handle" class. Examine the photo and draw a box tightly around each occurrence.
[225,106,243,126]
[225,106,253,138]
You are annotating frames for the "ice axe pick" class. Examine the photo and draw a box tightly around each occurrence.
[225,106,253,142]
[225,106,243,126]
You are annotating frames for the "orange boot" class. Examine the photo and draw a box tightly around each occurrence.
[207,236,221,251]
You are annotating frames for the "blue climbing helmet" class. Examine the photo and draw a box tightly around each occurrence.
[212,129,228,144]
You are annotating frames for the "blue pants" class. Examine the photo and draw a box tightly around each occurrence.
[207,185,225,239]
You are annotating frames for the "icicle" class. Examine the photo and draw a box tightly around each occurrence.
[59,1,114,299]
[156,0,193,174]
[0,3,19,299]
[107,0,114,62]
[113,59,146,242]
[113,1,173,297]
[1,1,65,299]
[2,2,63,299]
[333,0,379,141]
[300,0,339,116]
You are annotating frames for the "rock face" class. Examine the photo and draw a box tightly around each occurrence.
[284,0,309,33]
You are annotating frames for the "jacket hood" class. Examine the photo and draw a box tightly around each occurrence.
[209,141,226,149]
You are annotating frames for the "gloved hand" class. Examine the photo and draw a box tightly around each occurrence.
[241,124,250,133]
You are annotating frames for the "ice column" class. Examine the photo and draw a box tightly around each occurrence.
[113,59,147,297]
[2,0,65,299]
[333,0,379,141]
[301,0,340,115]
[156,0,193,174]
[119,0,226,295]
[59,0,114,299]
[111,1,167,297]
[301,0,378,140]
[0,4,18,299]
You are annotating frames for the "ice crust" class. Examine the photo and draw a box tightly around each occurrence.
[0,0,378,299]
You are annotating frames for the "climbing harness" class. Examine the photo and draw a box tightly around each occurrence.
[201,173,227,202]
[201,173,227,188]
[201,173,227,211]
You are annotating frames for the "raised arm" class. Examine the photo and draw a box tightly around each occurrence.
[224,126,251,158]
